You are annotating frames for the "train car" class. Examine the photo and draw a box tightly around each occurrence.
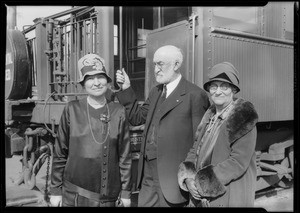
[5,3,294,206]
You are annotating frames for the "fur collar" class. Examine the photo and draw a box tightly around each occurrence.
[201,98,258,143]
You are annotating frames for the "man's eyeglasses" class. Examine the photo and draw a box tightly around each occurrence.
[153,61,171,69]
[209,82,230,93]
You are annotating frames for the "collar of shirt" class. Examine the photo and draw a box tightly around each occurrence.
[165,74,182,98]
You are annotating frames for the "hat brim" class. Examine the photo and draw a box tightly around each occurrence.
[79,70,112,83]
[203,78,240,93]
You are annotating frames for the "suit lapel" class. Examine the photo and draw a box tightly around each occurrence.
[158,77,187,119]
[144,85,164,136]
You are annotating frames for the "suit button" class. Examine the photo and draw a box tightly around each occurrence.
[103,177,106,180]
[103,169,106,173]
[103,162,106,165]
[104,154,107,157]
[104,146,107,149]
[102,184,105,188]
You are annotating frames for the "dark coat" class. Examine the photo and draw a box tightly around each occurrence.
[117,77,210,204]
[178,98,258,207]
[50,98,132,202]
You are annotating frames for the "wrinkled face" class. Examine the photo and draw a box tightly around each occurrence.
[84,74,108,97]
[153,50,179,84]
[209,81,234,108]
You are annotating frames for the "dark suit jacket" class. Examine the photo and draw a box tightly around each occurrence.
[117,77,209,204]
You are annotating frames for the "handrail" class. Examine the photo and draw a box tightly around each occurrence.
[190,14,198,84]
[211,27,293,46]
[22,6,91,34]
[120,6,123,71]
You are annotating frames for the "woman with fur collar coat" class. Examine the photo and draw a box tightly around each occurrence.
[178,62,258,207]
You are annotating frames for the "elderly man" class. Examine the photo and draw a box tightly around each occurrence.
[115,45,210,207]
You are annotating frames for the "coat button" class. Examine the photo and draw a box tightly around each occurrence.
[103,177,106,180]
[102,184,105,188]
[103,162,106,165]
[104,146,107,149]
[103,169,106,173]
[104,154,107,157]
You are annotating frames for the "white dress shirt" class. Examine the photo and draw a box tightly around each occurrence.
[165,74,182,98]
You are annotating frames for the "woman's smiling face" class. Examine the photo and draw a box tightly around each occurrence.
[84,74,108,98]
[209,81,234,109]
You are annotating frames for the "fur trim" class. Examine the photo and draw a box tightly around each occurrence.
[200,98,258,144]
[226,99,258,143]
[178,161,197,191]
[194,165,226,198]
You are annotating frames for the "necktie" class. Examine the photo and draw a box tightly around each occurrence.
[160,84,167,101]
[149,84,167,146]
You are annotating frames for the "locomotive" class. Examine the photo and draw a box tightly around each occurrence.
[5,3,294,206]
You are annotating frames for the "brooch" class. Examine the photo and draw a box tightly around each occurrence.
[100,114,110,123]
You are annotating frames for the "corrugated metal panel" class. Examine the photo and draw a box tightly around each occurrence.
[210,35,293,122]
[264,2,284,39]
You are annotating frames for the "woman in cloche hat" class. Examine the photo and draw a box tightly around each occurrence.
[49,53,132,207]
[178,62,259,207]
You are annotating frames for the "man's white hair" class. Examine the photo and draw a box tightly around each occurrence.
[156,45,183,68]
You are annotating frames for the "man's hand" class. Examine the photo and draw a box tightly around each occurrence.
[116,68,131,91]
[50,195,62,207]
[185,178,201,200]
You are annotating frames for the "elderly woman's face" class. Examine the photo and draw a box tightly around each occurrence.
[209,81,234,108]
[84,74,108,97]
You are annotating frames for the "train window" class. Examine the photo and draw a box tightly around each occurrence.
[284,3,293,40]
[161,7,192,27]
[212,7,260,34]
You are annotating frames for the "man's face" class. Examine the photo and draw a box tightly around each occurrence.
[153,49,178,84]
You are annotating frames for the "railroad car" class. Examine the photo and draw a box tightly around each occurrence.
[5,3,294,206]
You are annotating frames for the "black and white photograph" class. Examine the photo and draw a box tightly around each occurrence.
[3,3,297,211]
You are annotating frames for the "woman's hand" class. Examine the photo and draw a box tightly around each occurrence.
[116,198,131,207]
[121,198,131,207]
[49,195,62,207]
[185,178,201,200]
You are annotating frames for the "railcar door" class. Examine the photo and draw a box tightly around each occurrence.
[145,20,196,97]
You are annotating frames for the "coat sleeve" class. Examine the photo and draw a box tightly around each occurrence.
[118,107,132,199]
[116,86,151,126]
[194,127,257,197]
[213,127,257,185]
[50,104,70,195]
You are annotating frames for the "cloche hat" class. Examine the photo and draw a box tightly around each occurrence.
[78,53,112,83]
[203,62,240,93]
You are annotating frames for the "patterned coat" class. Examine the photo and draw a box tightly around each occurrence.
[178,98,258,207]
